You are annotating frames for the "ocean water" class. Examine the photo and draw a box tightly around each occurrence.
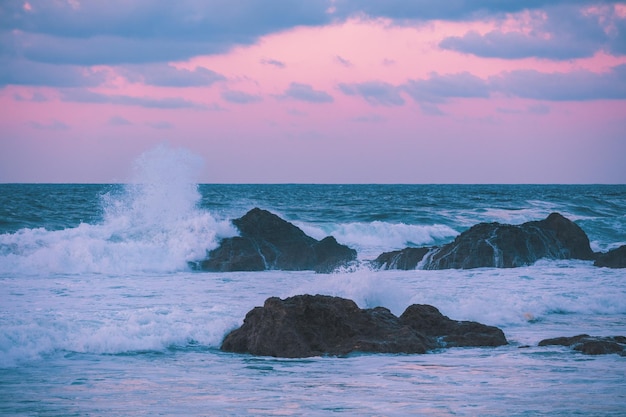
[1,150,626,416]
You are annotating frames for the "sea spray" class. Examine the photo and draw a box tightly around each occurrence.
[0,145,236,275]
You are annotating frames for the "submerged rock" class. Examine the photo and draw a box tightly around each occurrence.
[538,334,626,356]
[594,245,626,268]
[221,294,507,358]
[195,208,356,273]
[374,212,595,270]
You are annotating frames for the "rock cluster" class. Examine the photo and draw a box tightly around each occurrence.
[374,213,596,270]
[193,209,624,271]
[221,294,507,358]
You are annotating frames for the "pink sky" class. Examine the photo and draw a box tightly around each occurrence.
[1,1,625,183]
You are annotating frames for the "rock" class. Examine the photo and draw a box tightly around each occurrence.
[221,294,508,358]
[195,208,357,273]
[538,334,626,356]
[594,245,626,268]
[372,247,431,270]
[375,212,595,270]
[399,304,508,347]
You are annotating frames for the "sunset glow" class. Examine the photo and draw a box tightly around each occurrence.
[1,0,625,183]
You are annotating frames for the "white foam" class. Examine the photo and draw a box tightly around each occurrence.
[297,221,458,259]
[0,145,237,275]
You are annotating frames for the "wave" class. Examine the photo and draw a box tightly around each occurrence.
[0,146,237,275]
[296,221,458,259]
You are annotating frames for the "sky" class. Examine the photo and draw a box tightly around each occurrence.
[1,0,625,184]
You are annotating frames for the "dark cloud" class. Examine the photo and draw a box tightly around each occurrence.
[11,32,227,66]
[0,0,332,65]
[261,58,286,68]
[279,82,334,103]
[221,90,263,104]
[491,64,626,101]
[608,15,626,55]
[0,58,106,87]
[120,64,226,87]
[61,89,207,109]
[332,0,612,22]
[402,72,490,104]
[338,81,405,106]
[440,6,619,60]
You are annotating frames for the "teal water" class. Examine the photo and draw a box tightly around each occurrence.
[1,182,625,416]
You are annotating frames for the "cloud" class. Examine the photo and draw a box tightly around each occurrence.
[27,119,70,131]
[146,121,173,129]
[332,0,608,22]
[120,64,226,87]
[279,82,334,103]
[261,58,286,68]
[338,81,405,106]
[1,0,333,65]
[439,6,618,60]
[61,89,207,109]
[402,72,490,104]
[0,58,106,87]
[351,113,385,123]
[496,104,551,115]
[335,55,353,67]
[108,116,133,126]
[341,65,626,110]
[13,92,48,102]
[491,64,626,101]
[221,90,263,104]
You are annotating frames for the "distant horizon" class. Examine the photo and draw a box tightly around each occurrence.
[2,182,625,186]
[2,1,625,183]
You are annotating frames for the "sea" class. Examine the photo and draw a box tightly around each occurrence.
[1,148,625,416]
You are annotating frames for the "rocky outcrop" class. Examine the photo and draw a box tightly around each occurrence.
[221,294,507,358]
[194,208,356,273]
[594,245,626,268]
[538,334,626,356]
[374,213,595,270]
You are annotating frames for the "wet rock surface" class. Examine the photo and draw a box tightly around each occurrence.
[195,208,357,273]
[594,245,626,268]
[375,212,595,270]
[221,294,508,358]
[538,334,626,356]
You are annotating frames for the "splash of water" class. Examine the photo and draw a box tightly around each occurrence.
[0,145,236,275]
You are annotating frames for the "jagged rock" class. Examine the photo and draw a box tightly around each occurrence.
[594,245,626,268]
[221,294,508,358]
[374,212,595,270]
[373,247,431,270]
[538,334,626,356]
[195,208,356,273]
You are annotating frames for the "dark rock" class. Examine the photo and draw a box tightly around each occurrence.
[538,334,626,356]
[375,212,595,270]
[195,208,357,273]
[221,294,508,358]
[372,247,431,270]
[399,304,508,347]
[594,245,626,268]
